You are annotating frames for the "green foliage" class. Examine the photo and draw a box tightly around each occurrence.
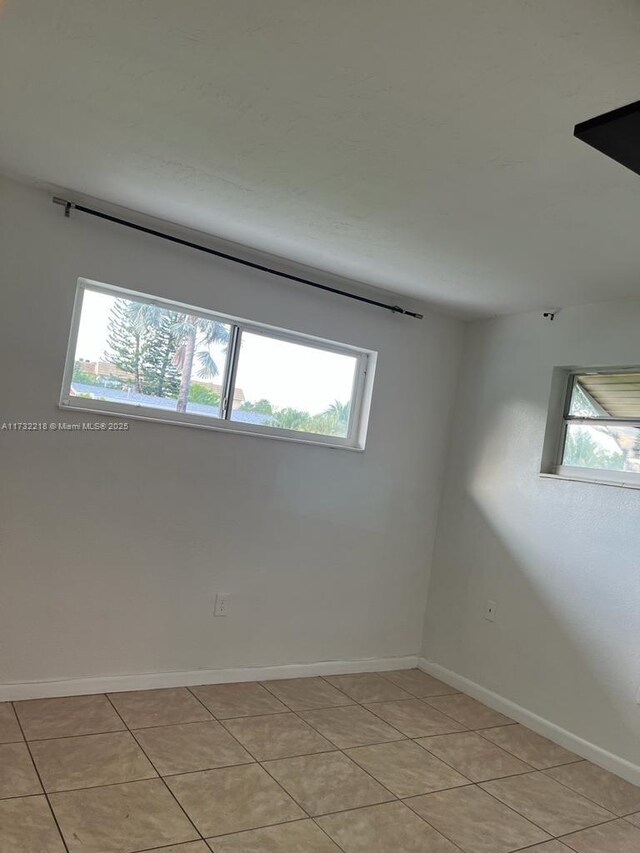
[188,383,220,406]
[139,313,181,398]
[71,367,102,386]
[564,428,624,470]
[326,399,351,432]
[240,398,274,415]
[263,399,351,437]
[104,299,145,391]
[140,309,230,414]
[176,316,229,412]
[271,407,312,431]
[103,299,226,403]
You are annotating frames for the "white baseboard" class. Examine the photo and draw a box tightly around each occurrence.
[418,658,640,788]
[0,655,419,702]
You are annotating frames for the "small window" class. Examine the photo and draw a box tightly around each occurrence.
[61,279,375,449]
[551,369,640,486]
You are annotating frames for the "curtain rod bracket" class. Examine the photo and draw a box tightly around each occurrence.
[53,197,75,218]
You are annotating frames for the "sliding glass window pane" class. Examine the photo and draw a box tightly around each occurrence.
[72,288,230,418]
[562,423,640,473]
[231,332,358,437]
[569,373,640,418]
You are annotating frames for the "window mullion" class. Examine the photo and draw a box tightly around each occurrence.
[221,325,242,420]
[564,416,640,427]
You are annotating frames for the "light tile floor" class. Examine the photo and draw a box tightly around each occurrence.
[1,670,639,852]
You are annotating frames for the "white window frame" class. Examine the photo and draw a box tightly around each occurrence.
[540,365,640,489]
[60,279,376,451]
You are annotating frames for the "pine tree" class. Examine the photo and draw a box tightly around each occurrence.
[105,300,183,398]
[140,313,181,398]
[104,299,144,392]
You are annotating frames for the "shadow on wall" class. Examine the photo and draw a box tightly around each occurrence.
[424,399,640,766]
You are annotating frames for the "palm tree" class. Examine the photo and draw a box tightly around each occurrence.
[127,302,229,413]
[325,400,351,433]
[170,314,229,413]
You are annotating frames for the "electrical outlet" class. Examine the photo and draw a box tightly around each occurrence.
[485,600,497,622]
[214,593,230,616]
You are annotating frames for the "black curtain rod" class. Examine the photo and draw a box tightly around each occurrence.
[52,197,423,319]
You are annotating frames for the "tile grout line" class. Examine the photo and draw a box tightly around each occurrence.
[307,818,349,853]
[477,776,622,840]
[261,677,477,849]
[103,692,206,847]
[416,695,520,730]
[277,675,616,846]
[5,725,127,744]
[523,816,634,847]
[312,802,469,853]
[359,698,473,741]
[216,719,336,762]
[200,816,320,843]
[458,778,557,839]
[271,684,368,853]
[329,682,476,850]
[0,791,50,802]
[129,839,212,853]
[183,680,425,851]
[474,725,584,770]
[10,701,71,853]
[7,677,638,852]
[351,677,618,841]
[0,736,525,803]
[321,674,472,853]
[184,683,329,840]
[229,674,540,849]
[263,691,407,802]
[259,676,352,709]
[319,675,419,707]
[401,793,505,852]
[537,763,638,818]
[414,730,538,780]
[362,692,483,735]
[189,694,353,853]
[287,706,408,750]
[214,679,396,853]
[271,675,417,745]
[257,676,359,714]
[150,696,640,853]
[293,711,475,803]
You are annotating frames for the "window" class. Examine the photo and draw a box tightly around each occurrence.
[543,367,640,487]
[60,279,375,449]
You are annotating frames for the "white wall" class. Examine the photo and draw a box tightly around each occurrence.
[423,300,640,765]
[0,175,463,687]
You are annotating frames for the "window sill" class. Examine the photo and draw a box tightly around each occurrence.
[59,399,365,451]
[539,471,640,491]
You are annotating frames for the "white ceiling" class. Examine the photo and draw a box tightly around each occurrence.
[1,0,640,317]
